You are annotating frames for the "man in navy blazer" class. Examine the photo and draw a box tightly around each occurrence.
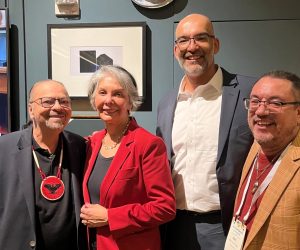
[0,80,86,250]
[156,13,256,249]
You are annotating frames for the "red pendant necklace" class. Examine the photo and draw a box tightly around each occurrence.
[32,142,65,201]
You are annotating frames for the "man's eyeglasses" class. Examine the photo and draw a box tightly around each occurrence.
[175,33,215,50]
[244,98,300,113]
[30,97,71,108]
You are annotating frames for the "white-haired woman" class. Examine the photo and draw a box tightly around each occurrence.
[80,65,176,250]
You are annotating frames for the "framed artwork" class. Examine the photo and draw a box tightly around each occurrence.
[48,22,147,118]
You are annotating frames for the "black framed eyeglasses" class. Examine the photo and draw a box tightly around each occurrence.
[244,98,300,113]
[30,97,71,108]
[175,32,215,50]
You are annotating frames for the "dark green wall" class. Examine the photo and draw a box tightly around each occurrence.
[6,0,300,135]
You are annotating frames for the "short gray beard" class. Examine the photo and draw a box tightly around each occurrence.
[45,120,65,130]
[178,58,206,77]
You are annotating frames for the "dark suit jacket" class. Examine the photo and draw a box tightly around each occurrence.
[156,68,256,234]
[83,118,176,250]
[0,127,86,250]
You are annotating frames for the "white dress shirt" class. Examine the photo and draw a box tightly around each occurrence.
[172,67,223,212]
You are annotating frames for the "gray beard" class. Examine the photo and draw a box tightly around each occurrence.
[178,59,206,77]
[45,120,65,130]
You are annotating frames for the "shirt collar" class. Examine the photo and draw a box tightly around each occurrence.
[32,135,62,157]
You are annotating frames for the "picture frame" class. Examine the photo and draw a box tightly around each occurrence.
[47,22,147,118]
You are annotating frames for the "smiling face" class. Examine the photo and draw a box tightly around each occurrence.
[94,74,131,125]
[28,81,71,133]
[174,14,219,79]
[248,76,300,153]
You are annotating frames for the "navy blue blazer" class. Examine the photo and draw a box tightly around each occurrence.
[156,68,256,234]
[0,127,87,250]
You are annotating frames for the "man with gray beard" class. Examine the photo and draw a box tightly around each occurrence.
[156,14,256,249]
[0,80,87,250]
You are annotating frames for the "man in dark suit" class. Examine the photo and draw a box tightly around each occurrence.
[156,13,256,249]
[0,80,86,250]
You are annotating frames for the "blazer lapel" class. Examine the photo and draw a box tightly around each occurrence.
[244,138,300,248]
[233,142,260,214]
[63,132,82,227]
[217,71,240,163]
[16,128,36,229]
[159,90,177,161]
[237,143,260,191]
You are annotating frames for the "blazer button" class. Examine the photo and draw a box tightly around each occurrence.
[29,240,36,248]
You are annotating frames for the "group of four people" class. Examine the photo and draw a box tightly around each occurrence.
[0,13,299,250]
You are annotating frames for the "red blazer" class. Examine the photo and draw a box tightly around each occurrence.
[83,119,176,250]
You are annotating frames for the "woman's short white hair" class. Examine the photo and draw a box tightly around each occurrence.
[88,65,142,111]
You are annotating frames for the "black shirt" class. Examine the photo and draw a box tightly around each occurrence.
[87,153,113,204]
[33,137,77,250]
[87,153,113,250]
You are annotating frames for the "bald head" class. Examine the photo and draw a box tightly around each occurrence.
[176,14,215,39]
[29,80,69,102]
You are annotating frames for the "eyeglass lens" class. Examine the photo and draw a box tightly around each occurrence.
[40,97,70,108]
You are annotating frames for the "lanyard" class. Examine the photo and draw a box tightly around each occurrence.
[32,141,65,201]
[235,145,289,223]
[32,142,63,179]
